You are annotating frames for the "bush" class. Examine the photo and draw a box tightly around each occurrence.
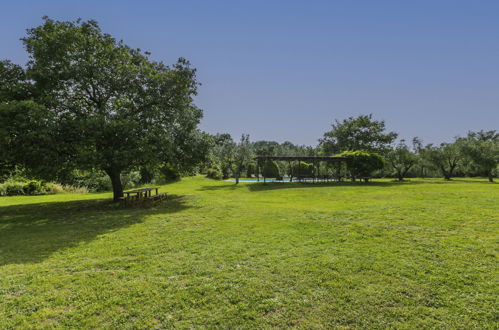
[338,150,384,180]
[45,182,65,194]
[262,160,280,178]
[121,171,141,189]
[206,168,223,180]
[3,181,26,196]
[23,180,45,195]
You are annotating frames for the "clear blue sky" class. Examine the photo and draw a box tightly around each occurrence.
[1,0,498,146]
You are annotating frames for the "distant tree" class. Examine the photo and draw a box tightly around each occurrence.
[320,114,398,154]
[234,134,253,184]
[338,150,384,181]
[411,137,428,178]
[1,18,203,201]
[458,130,498,182]
[387,140,417,181]
[212,133,236,179]
[424,143,460,180]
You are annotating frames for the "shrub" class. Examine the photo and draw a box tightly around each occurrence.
[262,160,280,178]
[338,150,384,180]
[206,168,223,180]
[61,185,89,193]
[121,171,141,189]
[23,180,45,195]
[4,181,26,196]
[45,182,65,194]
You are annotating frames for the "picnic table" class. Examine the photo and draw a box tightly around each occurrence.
[120,187,167,205]
[124,187,159,198]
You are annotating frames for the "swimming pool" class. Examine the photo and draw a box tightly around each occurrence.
[226,178,318,182]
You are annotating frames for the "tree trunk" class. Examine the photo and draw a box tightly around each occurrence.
[488,173,494,182]
[105,169,123,202]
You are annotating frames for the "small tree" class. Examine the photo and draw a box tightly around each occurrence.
[234,134,253,184]
[424,143,460,180]
[387,140,417,181]
[458,130,498,182]
[338,150,384,181]
[212,133,236,179]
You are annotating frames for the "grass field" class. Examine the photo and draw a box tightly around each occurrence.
[0,177,497,328]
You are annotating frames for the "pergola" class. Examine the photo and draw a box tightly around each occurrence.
[254,156,348,182]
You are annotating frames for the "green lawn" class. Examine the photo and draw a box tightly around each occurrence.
[0,177,497,328]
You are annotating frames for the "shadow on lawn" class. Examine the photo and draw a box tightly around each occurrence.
[0,194,191,266]
[199,178,496,192]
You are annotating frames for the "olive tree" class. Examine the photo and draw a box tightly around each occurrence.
[387,140,417,181]
[234,134,253,184]
[424,143,460,180]
[458,130,498,182]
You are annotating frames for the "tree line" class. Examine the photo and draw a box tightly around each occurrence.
[1,18,497,201]
[202,114,498,183]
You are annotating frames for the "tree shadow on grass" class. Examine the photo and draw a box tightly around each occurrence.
[0,194,192,266]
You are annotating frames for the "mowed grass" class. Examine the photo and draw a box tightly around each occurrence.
[0,177,497,328]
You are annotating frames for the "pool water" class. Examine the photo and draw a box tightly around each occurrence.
[226,178,316,182]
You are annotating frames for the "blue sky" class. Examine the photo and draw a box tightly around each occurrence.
[1,0,498,146]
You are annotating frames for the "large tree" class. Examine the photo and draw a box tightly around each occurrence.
[320,114,398,154]
[1,18,203,200]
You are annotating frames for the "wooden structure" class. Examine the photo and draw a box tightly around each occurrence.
[119,187,167,205]
[254,156,348,183]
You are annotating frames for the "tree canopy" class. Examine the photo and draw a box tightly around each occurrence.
[320,114,397,155]
[0,18,205,200]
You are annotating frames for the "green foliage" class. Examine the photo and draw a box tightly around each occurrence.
[291,161,315,177]
[261,160,280,178]
[320,114,398,154]
[159,163,181,183]
[0,179,44,196]
[339,150,384,180]
[234,134,253,183]
[458,130,498,182]
[211,133,236,179]
[423,143,460,180]
[1,18,204,201]
[387,141,418,180]
[246,163,257,177]
[206,168,223,180]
